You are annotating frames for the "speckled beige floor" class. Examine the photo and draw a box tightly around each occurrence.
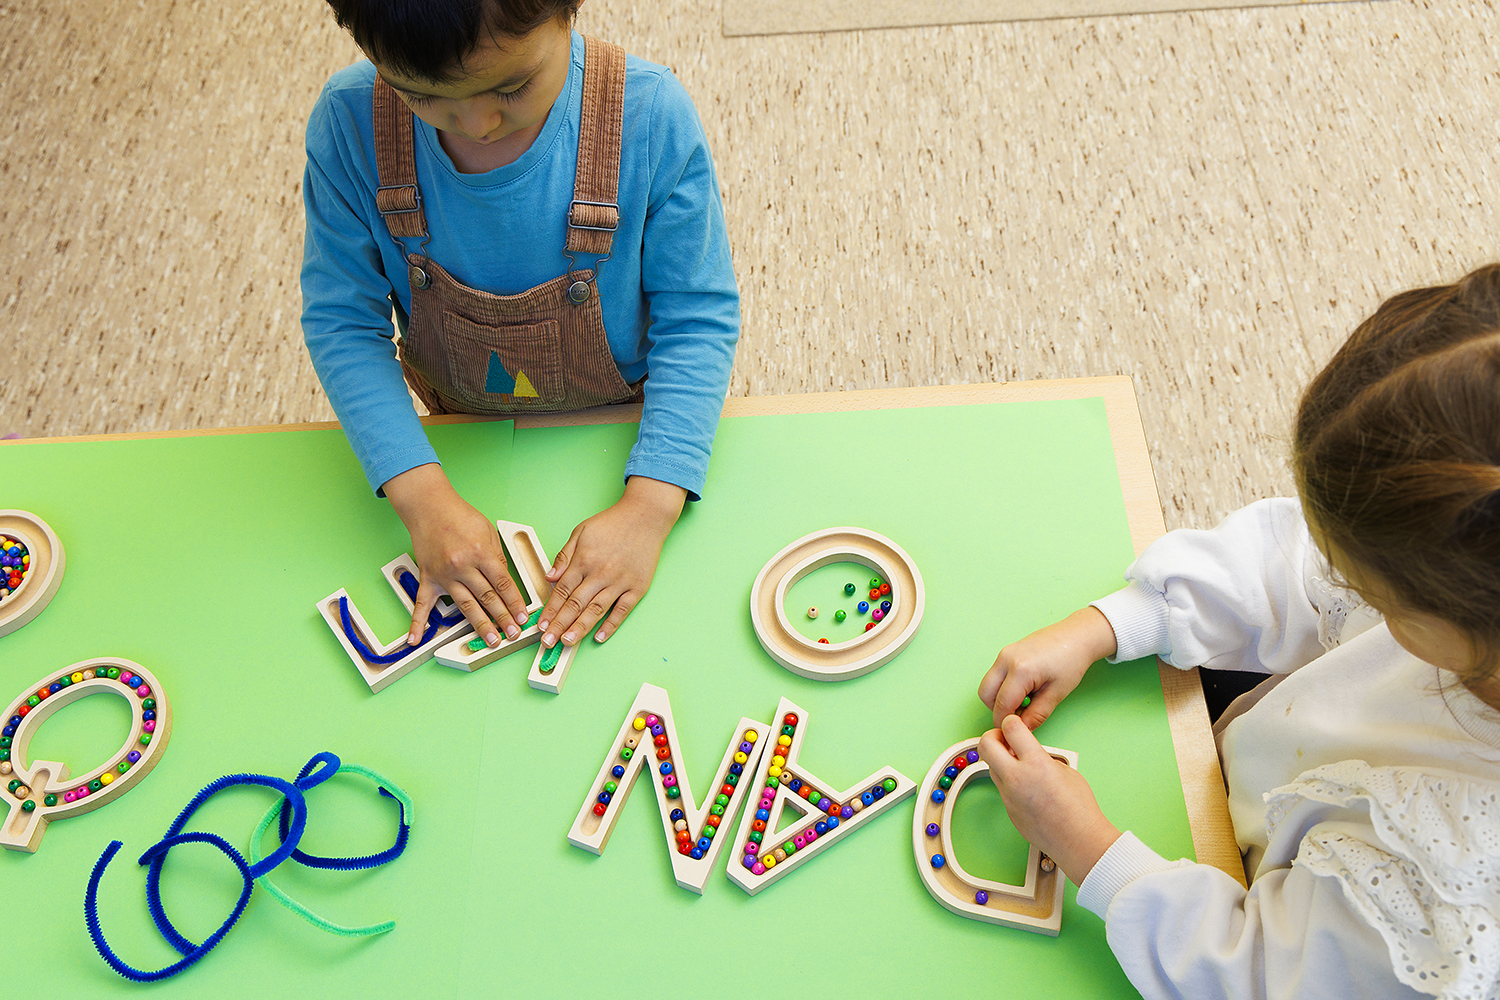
[1,0,1496,530]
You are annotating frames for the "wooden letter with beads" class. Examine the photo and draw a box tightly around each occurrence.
[2,659,171,853]
[431,520,582,695]
[912,737,1078,935]
[317,553,472,694]
[567,683,771,894]
[725,696,916,896]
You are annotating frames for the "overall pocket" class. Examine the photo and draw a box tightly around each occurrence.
[438,312,564,411]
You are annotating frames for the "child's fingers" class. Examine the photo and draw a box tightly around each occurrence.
[977,661,1006,710]
[558,583,623,647]
[471,556,528,638]
[408,579,443,645]
[590,590,640,643]
[537,536,582,631]
[998,714,1050,763]
[1016,684,1062,730]
[447,581,501,647]
[544,531,580,583]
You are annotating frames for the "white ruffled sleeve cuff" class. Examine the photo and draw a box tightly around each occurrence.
[1091,579,1171,664]
[1076,831,1184,919]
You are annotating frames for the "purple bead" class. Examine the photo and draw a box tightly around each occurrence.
[127,751,141,763]
[649,724,665,737]
[975,890,989,904]
[743,855,758,870]
[967,749,980,763]
[739,741,753,754]
[816,797,831,811]
[926,823,940,837]
[841,805,854,819]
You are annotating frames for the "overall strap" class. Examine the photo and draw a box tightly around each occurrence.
[371,76,429,241]
[566,36,627,257]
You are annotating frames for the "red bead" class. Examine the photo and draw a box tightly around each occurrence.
[16,705,28,717]
[827,803,841,816]
[654,734,668,747]
[593,803,607,816]
[720,784,735,797]
[865,622,876,631]
[752,819,766,832]
[879,583,890,596]
[953,755,968,769]
[656,747,670,760]
[869,588,880,599]
[783,713,798,726]
[677,830,692,844]
[706,814,721,828]
[678,843,692,855]
[37,688,50,700]
[817,638,829,644]
[798,786,812,799]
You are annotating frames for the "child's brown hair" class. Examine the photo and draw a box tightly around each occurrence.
[1294,263,1500,681]
[326,0,583,84]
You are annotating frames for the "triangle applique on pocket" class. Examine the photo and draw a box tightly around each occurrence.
[484,351,517,395]
[513,371,539,398]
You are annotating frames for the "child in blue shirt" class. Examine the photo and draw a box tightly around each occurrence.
[302,1,739,654]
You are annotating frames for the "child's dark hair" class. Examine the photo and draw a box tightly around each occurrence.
[1294,263,1500,680]
[325,0,582,84]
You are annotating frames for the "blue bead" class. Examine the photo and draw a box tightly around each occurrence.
[729,762,743,775]
[755,808,770,821]
[931,789,946,804]
[660,761,673,775]
[691,847,705,860]
[857,601,869,613]
[826,816,839,829]
[788,778,802,792]
[931,854,946,869]
[49,683,61,694]
[611,765,625,778]
[142,710,156,722]
[1,725,13,738]
[872,786,885,800]
[814,820,828,834]
[880,600,891,612]
[975,890,989,905]
[697,838,711,851]
[860,792,874,807]
[670,808,685,822]
[8,716,19,727]
[598,792,612,805]
[944,766,958,778]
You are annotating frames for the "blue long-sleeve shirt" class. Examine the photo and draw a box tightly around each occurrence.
[301,32,740,498]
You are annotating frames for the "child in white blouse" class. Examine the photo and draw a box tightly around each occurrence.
[978,263,1500,1000]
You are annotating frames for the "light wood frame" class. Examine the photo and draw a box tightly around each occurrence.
[912,738,1078,935]
[1,659,171,853]
[567,682,771,893]
[725,695,917,895]
[0,510,65,638]
[749,526,926,681]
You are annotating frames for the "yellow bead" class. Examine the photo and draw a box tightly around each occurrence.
[743,730,758,743]
[70,672,84,684]
[99,772,115,785]
[734,752,748,764]
[632,718,646,731]
[762,853,777,868]
[768,765,782,778]
[777,735,791,747]
[771,755,786,768]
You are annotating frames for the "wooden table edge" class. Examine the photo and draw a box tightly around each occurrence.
[4,377,1241,882]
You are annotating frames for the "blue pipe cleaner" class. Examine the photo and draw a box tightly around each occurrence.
[275,754,410,871]
[338,569,465,664]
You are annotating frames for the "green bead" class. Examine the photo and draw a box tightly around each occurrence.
[21,799,35,812]
[89,780,102,792]
[620,747,633,760]
[781,724,795,737]
[106,668,120,679]
[44,794,57,807]
[844,583,856,596]
[710,804,725,816]
[702,825,716,840]
[604,781,617,794]
[0,737,10,748]
[869,577,880,589]
[666,785,680,799]
[118,762,131,773]
[882,778,898,792]
[0,750,8,762]
[783,841,796,855]
[724,773,738,786]
[58,676,72,688]
[715,794,729,807]
[6,780,18,792]
[766,778,778,789]
[938,775,953,789]
[26,695,38,707]
[141,698,156,711]
[139,734,151,746]
[749,830,763,843]
[834,610,846,622]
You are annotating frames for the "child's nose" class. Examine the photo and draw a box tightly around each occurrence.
[455,102,502,141]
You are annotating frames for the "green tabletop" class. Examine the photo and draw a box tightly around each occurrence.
[0,392,1186,999]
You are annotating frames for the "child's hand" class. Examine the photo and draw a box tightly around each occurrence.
[978,606,1118,731]
[382,463,530,647]
[537,476,687,648]
[980,716,1122,884]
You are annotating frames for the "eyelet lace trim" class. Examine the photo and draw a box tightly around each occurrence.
[1268,761,1500,999]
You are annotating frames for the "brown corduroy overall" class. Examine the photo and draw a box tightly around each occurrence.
[371,36,640,416]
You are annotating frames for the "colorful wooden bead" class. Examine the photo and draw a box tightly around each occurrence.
[931,789,945,803]
[806,607,819,619]
[931,854,945,869]
[871,609,884,622]
[817,638,828,644]
[975,890,989,904]
[926,823,940,836]
[833,610,846,622]
[879,583,891,596]
[843,583,856,595]
[880,600,891,612]
[868,577,881,589]
[857,601,869,613]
